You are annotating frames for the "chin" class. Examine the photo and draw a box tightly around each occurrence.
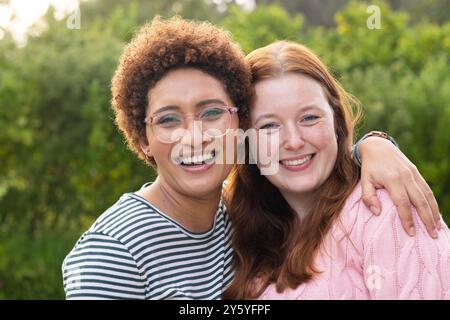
[179,169,226,195]
[277,177,321,194]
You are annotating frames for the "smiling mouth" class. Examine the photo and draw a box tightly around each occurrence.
[179,150,217,166]
[280,154,315,166]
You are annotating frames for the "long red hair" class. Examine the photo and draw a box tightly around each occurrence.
[224,41,362,299]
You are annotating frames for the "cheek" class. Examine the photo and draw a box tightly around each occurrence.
[251,134,279,167]
[306,121,336,149]
[149,138,173,165]
[313,123,338,168]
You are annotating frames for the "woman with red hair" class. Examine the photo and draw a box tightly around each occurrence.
[224,41,450,299]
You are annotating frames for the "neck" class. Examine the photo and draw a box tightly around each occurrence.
[136,177,222,233]
[281,189,318,220]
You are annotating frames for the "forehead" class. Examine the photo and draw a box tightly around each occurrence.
[253,73,329,113]
[148,68,230,111]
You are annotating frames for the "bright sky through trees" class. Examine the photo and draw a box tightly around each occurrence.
[0,0,81,44]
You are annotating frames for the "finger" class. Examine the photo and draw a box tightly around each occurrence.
[413,170,441,229]
[361,179,381,215]
[387,186,416,236]
[405,179,438,238]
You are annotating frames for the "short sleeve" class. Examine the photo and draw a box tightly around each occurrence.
[62,232,147,300]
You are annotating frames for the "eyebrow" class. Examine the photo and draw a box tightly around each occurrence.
[152,99,228,115]
[254,104,322,124]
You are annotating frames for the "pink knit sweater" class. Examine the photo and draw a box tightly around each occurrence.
[258,184,450,300]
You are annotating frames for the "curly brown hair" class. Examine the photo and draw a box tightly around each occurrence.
[111,16,251,166]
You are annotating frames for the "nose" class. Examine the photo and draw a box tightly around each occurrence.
[282,123,305,151]
[180,117,204,148]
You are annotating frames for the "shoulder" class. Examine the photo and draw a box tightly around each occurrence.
[337,183,450,266]
[328,183,450,299]
[64,193,161,265]
[330,183,398,245]
[339,182,396,218]
[62,229,147,299]
[88,193,160,240]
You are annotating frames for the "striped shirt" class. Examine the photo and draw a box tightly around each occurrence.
[62,187,234,300]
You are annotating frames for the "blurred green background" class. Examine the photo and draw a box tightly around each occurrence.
[0,0,449,299]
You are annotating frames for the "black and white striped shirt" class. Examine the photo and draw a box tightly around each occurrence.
[62,188,234,300]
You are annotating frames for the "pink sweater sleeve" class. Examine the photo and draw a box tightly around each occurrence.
[361,189,450,299]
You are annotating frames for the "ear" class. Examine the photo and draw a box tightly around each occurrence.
[139,139,152,158]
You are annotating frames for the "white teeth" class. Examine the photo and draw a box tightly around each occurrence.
[282,155,312,166]
[181,151,215,165]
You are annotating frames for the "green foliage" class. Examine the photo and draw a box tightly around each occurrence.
[222,4,304,53]
[0,2,156,299]
[0,216,91,299]
[0,0,449,299]
[326,2,450,215]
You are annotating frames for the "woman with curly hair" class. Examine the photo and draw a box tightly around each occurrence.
[224,41,450,300]
[62,17,440,300]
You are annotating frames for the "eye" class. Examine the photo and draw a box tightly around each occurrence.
[155,114,182,127]
[301,115,320,123]
[199,107,226,120]
[258,123,281,134]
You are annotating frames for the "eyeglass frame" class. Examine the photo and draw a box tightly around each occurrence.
[143,105,239,143]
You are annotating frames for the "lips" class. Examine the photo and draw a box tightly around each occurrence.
[280,154,313,166]
[279,153,315,171]
[176,150,217,174]
[177,150,217,166]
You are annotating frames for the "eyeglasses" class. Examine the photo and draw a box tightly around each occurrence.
[144,105,238,143]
